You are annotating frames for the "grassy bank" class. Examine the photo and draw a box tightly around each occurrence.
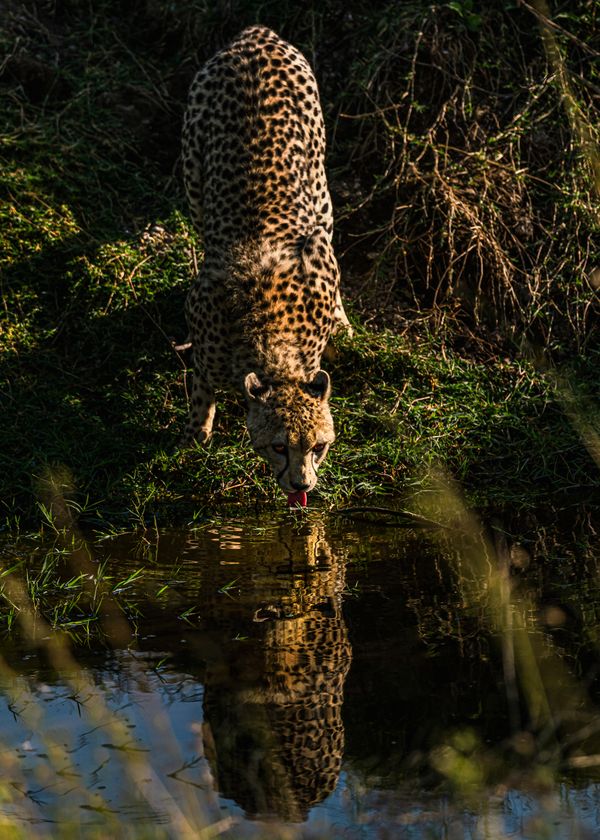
[1,0,599,529]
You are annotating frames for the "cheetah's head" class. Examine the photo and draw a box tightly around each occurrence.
[243,371,334,500]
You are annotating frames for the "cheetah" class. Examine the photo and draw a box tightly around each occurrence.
[182,25,351,504]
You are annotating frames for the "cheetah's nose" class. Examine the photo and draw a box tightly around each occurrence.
[291,481,310,492]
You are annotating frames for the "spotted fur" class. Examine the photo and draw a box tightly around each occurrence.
[181,25,351,495]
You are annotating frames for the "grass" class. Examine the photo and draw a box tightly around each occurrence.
[1,0,599,530]
[0,529,145,641]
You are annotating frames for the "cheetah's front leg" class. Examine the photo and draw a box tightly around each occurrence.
[183,364,216,445]
[333,288,353,337]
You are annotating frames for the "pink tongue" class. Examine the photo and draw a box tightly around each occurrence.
[287,490,308,508]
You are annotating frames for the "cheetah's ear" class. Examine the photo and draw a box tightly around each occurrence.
[244,372,272,403]
[301,226,335,274]
[306,370,331,401]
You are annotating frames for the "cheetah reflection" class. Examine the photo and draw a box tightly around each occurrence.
[196,519,351,822]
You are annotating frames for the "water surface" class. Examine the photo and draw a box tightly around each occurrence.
[2,502,600,838]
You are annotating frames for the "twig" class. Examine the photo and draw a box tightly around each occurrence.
[517,0,600,59]
[173,339,192,352]
[331,506,452,531]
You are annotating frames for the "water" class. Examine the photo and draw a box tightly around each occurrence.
[2,501,600,838]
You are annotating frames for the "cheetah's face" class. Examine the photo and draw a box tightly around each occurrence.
[244,371,334,495]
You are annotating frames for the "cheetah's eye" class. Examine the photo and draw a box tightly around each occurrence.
[272,444,288,455]
[313,443,327,455]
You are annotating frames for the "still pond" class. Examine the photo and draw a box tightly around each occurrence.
[2,498,600,838]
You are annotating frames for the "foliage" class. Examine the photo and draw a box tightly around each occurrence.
[1,0,599,527]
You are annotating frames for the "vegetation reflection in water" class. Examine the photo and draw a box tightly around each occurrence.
[3,485,600,836]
